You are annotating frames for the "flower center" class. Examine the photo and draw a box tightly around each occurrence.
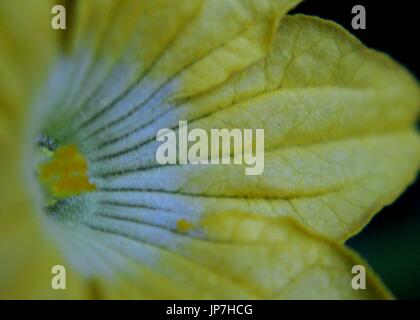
[36,142,96,207]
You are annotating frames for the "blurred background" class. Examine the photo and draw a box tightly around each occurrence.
[290,0,419,299]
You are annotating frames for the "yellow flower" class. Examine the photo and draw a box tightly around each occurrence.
[0,0,419,299]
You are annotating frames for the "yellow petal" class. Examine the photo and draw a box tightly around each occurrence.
[85,212,391,299]
[0,135,88,299]
[44,0,203,135]
[92,15,420,242]
[49,0,301,144]
[0,0,58,138]
[0,0,86,299]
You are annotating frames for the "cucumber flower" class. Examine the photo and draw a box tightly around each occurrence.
[0,0,419,299]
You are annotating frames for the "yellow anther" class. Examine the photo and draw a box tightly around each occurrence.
[38,144,96,199]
